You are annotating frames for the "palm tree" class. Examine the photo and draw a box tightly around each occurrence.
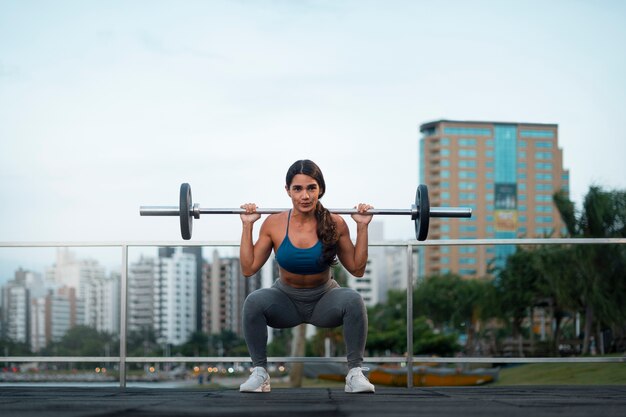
[553,186,626,354]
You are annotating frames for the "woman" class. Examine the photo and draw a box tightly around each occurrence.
[238,159,375,393]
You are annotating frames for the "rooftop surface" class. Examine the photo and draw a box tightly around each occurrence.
[1,386,625,417]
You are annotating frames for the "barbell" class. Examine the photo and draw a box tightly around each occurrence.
[139,183,472,241]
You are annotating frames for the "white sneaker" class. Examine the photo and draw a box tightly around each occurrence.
[239,367,271,393]
[345,367,375,393]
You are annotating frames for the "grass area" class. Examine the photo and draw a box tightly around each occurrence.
[494,362,626,385]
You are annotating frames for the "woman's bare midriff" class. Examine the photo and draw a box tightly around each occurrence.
[279,269,331,288]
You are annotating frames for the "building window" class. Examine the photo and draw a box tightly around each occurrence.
[535,162,553,170]
[444,127,492,136]
[535,173,553,181]
[459,149,477,158]
[459,160,477,168]
[459,171,477,179]
[460,258,477,265]
[460,193,477,200]
[441,137,450,145]
[459,182,477,190]
[537,216,553,223]
[460,225,477,233]
[459,247,477,254]
[535,141,553,148]
[458,138,477,146]
[536,184,553,191]
[521,130,555,138]
[535,152,553,160]
[536,205,553,213]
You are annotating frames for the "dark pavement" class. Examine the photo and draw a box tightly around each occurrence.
[1,386,626,417]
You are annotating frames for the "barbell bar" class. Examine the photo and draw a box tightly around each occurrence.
[139,183,472,241]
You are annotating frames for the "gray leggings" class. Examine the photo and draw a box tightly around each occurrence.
[242,279,368,369]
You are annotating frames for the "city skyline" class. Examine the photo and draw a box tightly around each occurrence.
[1,2,625,254]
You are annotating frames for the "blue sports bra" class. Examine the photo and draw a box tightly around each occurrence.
[275,210,329,275]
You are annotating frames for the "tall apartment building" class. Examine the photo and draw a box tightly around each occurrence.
[202,250,262,336]
[1,280,29,344]
[419,120,569,277]
[159,247,203,332]
[45,248,108,328]
[128,255,156,334]
[29,285,79,350]
[347,258,379,307]
[153,249,197,345]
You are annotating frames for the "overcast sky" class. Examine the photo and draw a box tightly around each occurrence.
[1,0,625,280]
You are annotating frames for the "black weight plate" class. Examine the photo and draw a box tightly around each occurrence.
[414,184,430,241]
[180,183,193,240]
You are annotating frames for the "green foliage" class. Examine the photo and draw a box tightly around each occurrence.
[414,273,491,331]
[42,325,118,356]
[366,289,461,356]
[127,326,160,357]
[267,328,291,356]
[0,337,32,356]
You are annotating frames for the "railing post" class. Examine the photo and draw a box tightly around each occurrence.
[119,244,128,388]
[406,244,414,388]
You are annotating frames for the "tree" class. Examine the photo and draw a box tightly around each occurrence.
[553,186,626,354]
[494,248,545,356]
[366,289,460,356]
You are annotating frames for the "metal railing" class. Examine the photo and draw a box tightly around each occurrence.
[1,238,625,388]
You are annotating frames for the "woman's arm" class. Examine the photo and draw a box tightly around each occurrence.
[335,204,373,277]
[240,205,274,277]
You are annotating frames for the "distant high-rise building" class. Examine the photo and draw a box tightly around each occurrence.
[1,277,30,344]
[347,257,379,307]
[45,249,108,328]
[419,120,569,277]
[202,250,261,336]
[159,247,203,332]
[153,249,197,345]
[128,255,156,334]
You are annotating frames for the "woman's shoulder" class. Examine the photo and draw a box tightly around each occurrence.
[330,213,348,228]
[261,211,289,229]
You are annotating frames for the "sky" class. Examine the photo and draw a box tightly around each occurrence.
[1,0,625,280]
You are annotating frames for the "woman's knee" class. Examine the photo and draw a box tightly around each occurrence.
[336,288,366,312]
[243,289,273,315]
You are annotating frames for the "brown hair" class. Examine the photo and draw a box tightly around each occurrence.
[285,159,338,267]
